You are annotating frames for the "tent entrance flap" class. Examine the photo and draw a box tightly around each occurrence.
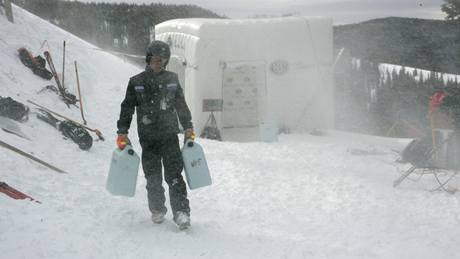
[222,62,266,128]
[221,61,266,141]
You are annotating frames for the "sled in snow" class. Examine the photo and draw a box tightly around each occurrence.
[0,181,40,203]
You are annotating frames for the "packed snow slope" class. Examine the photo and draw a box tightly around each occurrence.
[2,5,460,259]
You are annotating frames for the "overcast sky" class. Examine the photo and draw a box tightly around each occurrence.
[74,0,446,24]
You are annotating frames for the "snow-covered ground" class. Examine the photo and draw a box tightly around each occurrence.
[2,5,460,259]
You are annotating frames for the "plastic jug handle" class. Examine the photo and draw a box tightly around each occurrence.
[185,139,194,148]
[123,144,135,155]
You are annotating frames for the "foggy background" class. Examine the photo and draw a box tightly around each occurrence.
[69,0,446,24]
[12,0,460,138]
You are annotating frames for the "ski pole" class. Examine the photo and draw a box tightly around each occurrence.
[74,61,87,125]
[44,51,64,96]
[44,51,70,108]
[0,139,68,174]
[27,100,105,141]
[4,0,14,23]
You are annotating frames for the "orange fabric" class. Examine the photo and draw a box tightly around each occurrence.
[117,135,128,150]
[185,128,195,141]
[429,91,448,114]
[17,47,40,66]
[429,92,454,130]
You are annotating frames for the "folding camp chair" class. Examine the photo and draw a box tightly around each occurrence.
[394,129,459,193]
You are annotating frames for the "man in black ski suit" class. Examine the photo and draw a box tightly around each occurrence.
[116,40,194,229]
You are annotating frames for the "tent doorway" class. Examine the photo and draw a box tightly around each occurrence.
[221,61,266,141]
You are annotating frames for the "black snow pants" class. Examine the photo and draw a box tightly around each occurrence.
[140,135,190,217]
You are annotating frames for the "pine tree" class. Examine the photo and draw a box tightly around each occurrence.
[14,0,222,55]
[442,0,460,20]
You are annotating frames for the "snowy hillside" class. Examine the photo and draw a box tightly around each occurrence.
[379,63,460,85]
[2,5,460,259]
[351,58,460,85]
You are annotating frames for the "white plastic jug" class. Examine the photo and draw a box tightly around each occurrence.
[182,140,212,190]
[106,145,140,197]
[259,122,278,142]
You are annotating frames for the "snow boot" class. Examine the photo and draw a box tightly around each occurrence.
[151,211,166,224]
[174,211,191,230]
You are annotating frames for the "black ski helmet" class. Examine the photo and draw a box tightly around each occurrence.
[146,40,171,65]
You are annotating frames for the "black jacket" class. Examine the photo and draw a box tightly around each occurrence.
[117,69,192,142]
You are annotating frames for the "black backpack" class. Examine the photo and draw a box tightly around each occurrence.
[17,48,53,80]
[0,96,29,121]
[36,109,93,150]
[58,120,93,150]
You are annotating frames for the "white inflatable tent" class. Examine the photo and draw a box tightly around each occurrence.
[155,17,334,141]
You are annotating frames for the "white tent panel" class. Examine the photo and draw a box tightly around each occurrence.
[155,16,334,142]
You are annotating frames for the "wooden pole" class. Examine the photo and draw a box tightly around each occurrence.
[4,0,14,23]
[74,61,87,125]
[0,139,68,174]
[62,41,66,90]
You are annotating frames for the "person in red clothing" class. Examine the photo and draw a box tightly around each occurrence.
[428,88,460,170]
[429,91,451,129]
